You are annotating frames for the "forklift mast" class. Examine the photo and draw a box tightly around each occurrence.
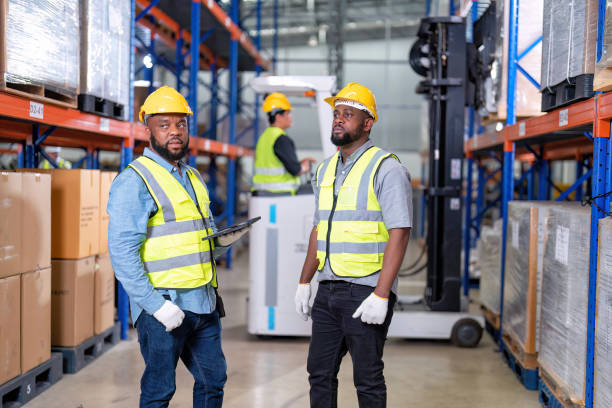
[410,17,467,312]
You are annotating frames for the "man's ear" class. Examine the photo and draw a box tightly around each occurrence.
[363,117,374,133]
[144,126,151,138]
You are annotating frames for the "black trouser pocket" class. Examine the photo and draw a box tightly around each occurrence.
[215,289,226,318]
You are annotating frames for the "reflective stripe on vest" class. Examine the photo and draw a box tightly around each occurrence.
[252,126,300,194]
[315,146,397,278]
[128,156,217,289]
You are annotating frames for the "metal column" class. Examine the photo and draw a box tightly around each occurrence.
[253,0,262,148]
[189,0,201,137]
[498,0,519,343]
[225,0,240,268]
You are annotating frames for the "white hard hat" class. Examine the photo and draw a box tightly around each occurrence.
[46,146,61,154]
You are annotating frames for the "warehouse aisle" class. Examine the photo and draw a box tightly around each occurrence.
[25,245,540,408]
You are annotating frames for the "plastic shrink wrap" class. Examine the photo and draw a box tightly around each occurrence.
[485,0,542,120]
[541,0,597,89]
[478,219,502,314]
[538,203,589,404]
[4,0,79,96]
[595,218,612,408]
[80,0,131,114]
[594,1,612,91]
[503,202,554,354]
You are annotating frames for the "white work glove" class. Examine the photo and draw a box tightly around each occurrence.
[352,292,389,325]
[294,283,312,321]
[216,225,252,247]
[153,300,185,332]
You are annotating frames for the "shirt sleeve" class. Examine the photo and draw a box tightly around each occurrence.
[311,165,320,226]
[273,134,301,176]
[107,168,166,315]
[374,157,413,230]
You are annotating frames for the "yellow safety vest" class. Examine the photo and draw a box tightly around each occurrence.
[252,126,300,194]
[41,158,71,169]
[128,156,217,289]
[315,146,398,277]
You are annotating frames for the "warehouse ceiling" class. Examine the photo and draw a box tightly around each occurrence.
[151,0,426,71]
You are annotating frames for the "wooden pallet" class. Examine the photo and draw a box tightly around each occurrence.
[501,333,539,390]
[538,367,584,408]
[51,322,120,374]
[0,75,77,109]
[481,305,499,340]
[0,353,63,408]
[594,66,612,92]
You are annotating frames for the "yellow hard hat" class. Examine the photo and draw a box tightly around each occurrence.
[325,82,378,122]
[262,92,292,112]
[139,86,193,122]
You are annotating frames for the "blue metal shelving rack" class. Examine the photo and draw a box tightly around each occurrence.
[462,0,612,406]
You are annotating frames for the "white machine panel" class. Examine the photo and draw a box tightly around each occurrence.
[248,194,318,336]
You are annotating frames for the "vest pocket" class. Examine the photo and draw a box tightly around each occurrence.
[342,223,381,263]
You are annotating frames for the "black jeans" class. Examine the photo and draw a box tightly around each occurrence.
[307,280,396,408]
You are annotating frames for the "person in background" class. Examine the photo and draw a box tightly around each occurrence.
[40,146,72,168]
[252,92,315,195]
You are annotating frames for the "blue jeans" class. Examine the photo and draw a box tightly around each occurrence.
[307,280,396,408]
[136,309,227,408]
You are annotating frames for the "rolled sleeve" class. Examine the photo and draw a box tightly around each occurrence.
[107,169,166,316]
[374,157,413,230]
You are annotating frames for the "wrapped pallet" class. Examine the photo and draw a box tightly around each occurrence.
[538,204,589,406]
[2,0,79,103]
[502,202,553,356]
[540,0,597,96]
[595,218,612,408]
[478,219,503,315]
[80,0,131,118]
[485,0,542,121]
[594,1,612,91]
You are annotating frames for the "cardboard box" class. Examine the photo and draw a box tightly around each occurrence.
[0,172,22,278]
[0,275,21,384]
[94,253,115,334]
[51,257,95,347]
[21,173,52,272]
[21,268,51,373]
[98,172,117,254]
[21,169,100,259]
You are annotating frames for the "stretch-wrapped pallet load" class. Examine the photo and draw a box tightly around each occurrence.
[594,1,612,91]
[502,202,551,356]
[80,0,131,118]
[595,218,612,408]
[478,219,503,314]
[3,0,79,104]
[486,0,542,121]
[538,204,589,406]
[540,0,597,109]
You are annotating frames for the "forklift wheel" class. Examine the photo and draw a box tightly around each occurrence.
[451,318,483,348]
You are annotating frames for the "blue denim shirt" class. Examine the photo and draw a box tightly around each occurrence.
[107,147,220,324]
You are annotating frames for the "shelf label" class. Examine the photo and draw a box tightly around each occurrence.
[559,109,569,127]
[99,118,110,132]
[519,122,525,137]
[29,101,43,119]
[555,226,569,266]
[204,139,211,151]
[222,144,228,154]
[512,220,519,249]
[450,158,461,180]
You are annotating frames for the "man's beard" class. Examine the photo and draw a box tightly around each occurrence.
[150,135,189,162]
[330,123,363,146]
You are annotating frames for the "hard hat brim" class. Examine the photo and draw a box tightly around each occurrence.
[324,96,378,122]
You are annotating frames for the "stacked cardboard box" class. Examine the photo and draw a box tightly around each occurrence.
[0,172,52,383]
[478,219,503,314]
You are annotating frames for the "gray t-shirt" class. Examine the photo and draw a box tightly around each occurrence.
[312,139,413,294]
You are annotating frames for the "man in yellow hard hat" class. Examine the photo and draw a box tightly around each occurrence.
[107,86,241,407]
[295,82,412,407]
[252,92,315,195]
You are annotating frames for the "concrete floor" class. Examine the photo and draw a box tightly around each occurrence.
[26,244,541,408]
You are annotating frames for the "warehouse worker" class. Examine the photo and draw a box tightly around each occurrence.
[252,92,315,195]
[295,82,412,407]
[107,86,243,407]
[40,146,72,169]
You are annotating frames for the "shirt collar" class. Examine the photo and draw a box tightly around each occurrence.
[143,147,182,174]
[337,139,374,166]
